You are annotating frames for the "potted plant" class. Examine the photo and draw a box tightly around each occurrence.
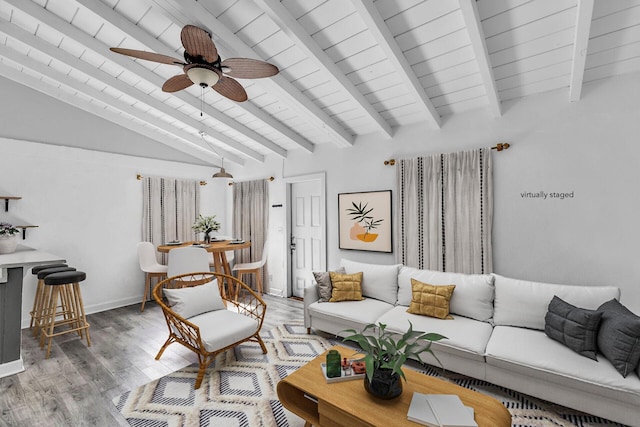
[346,201,383,242]
[342,322,446,399]
[192,214,221,243]
[0,222,20,254]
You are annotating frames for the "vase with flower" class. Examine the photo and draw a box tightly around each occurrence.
[192,214,221,244]
[0,222,20,254]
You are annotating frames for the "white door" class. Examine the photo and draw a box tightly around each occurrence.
[290,179,325,298]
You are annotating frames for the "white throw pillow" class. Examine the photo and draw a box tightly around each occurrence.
[397,266,494,322]
[163,279,224,319]
[492,274,620,330]
[340,259,400,305]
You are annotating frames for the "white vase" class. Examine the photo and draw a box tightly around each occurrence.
[0,235,18,254]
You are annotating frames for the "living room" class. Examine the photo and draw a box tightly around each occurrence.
[1,1,639,426]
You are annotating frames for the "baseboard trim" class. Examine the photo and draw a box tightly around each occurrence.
[0,358,24,379]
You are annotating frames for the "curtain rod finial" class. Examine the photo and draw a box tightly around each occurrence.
[384,159,396,166]
[492,142,510,151]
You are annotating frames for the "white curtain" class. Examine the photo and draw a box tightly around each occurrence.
[232,179,269,292]
[142,176,200,263]
[395,148,492,274]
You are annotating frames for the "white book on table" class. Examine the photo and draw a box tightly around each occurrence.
[407,392,477,427]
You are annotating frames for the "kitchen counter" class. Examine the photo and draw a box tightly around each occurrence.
[0,245,65,378]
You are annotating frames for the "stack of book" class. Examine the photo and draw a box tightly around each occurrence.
[407,392,478,427]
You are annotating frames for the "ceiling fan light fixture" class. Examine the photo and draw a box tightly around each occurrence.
[186,66,220,88]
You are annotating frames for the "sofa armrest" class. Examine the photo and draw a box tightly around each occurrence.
[304,282,319,332]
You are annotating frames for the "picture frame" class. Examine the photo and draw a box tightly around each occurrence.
[338,190,392,253]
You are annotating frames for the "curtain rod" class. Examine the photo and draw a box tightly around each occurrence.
[383,142,511,165]
[136,173,207,186]
[228,176,275,186]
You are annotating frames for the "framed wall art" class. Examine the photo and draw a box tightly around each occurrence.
[338,190,392,253]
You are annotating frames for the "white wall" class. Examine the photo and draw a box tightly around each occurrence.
[0,138,229,327]
[2,70,639,319]
[235,71,640,313]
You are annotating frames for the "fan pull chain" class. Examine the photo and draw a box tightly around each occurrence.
[200,86,205,117]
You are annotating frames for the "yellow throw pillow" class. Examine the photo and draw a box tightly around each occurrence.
[407,278,455,319]
[329,272,364,302]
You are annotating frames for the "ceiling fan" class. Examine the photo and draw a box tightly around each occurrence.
[110,25,279,102]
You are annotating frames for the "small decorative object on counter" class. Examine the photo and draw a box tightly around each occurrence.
[326,349,341,378]
[0,222,20,254]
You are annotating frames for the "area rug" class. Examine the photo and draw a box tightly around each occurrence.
[113,321,627,427]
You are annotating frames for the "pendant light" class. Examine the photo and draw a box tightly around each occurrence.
[199,131,233,179]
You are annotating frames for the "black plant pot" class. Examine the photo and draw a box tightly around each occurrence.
[364,368,403,400]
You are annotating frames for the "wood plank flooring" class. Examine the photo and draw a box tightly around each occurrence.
[0,294,304,426]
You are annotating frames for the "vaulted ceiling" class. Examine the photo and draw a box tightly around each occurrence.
[1,0,639,166]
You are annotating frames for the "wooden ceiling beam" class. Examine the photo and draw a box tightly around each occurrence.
[150,0,355,148]
[0,18,260,164]
[569,0,594,102]
[74,0,314,154]
[350,0,441,129]
[256,0,393,138]
[458,0,501,118]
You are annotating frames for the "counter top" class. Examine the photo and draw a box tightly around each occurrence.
[0,245,65,278]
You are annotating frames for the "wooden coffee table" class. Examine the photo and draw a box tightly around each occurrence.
[277,345,511,427]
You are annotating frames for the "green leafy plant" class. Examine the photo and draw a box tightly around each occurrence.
[346,201,383,236]
[192,214,221,234]
[342,322,446,382]
[0,222,20,237]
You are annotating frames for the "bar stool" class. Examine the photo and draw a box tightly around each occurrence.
[40,270,91,358]
[30,265,76,335]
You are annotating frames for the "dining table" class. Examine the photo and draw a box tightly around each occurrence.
[156,239,251,277]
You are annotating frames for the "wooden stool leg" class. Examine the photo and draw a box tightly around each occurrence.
[72,282,91,347]
[44,286,60,358]
[29,279,44,330]
[141,273,151,312]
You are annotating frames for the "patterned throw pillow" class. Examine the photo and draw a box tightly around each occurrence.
[406,278,456,319]
[329,272,364,302]
[313,267,346,302]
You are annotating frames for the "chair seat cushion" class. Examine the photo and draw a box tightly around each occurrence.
[188,310,259,352]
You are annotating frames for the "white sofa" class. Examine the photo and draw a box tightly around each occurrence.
[304,259,640,426]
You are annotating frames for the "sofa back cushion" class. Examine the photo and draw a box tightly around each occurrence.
[493,274,620,330]
[340,259,400,305]
[397,266,495,322]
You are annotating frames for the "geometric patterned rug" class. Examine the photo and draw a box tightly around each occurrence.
[113,321,628,427]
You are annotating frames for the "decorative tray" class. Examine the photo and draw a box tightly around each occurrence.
[320,359,366,383]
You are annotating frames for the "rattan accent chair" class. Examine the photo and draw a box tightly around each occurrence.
[153,271,267,389]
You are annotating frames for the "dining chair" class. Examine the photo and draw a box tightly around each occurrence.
[209,235,235,269]
[167,246,211,277]
[232,239,268,295]
[137,242,168,311]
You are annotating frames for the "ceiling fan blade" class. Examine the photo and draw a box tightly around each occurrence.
[181,25,218,63]
[162,74,194,92]
[213,76,248,102]
[221,58,279,79]
[110,48,184,65]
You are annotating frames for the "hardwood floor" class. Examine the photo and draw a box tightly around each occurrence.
[0,294,304,426]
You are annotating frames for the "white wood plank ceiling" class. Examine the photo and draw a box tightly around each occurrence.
[1,0,639,165]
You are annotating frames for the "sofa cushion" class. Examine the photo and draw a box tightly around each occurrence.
[329,272,364,302]
[163,279,224,319]
[486,326,640,405]
[398,266,494,322]
[188,310,258,352]
[597,299,640,377]
[378,306,493,361]
[544,296,603,360]
[493,274,620,331]
[313,267,346,302]
[340,259,400,305]
[308,298,394,327]
[407,279,455,320]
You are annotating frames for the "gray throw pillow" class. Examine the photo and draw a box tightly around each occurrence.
[313,267,345,302]
[544,296,603,360]
[597,298,640,377]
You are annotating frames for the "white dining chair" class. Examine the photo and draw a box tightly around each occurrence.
[232,240,268,295]
[167,246,211,277]
[137,242,168,312]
